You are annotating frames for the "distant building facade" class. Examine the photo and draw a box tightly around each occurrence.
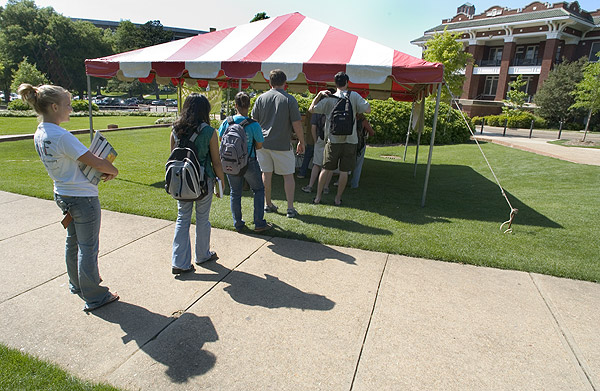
[72,18,214,40]
[412,1,600,116]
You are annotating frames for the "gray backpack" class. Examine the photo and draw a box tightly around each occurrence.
[165,123,209,200]
[219,116,254,176]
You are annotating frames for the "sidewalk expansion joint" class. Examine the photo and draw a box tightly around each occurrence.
[350,253,389,391]
[529,273,598,391]
[0,220,61,242]
[0,272,66,305]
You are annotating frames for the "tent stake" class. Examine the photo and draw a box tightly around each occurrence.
[421,83,442,207]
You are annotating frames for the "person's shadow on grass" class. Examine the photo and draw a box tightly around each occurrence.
[92,301,218,383]
[178,262,335,311]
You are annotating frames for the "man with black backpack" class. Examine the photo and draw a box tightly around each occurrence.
[309,72,370,206]
[218,92,272,233]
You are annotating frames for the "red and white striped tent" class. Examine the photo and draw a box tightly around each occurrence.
[85,12,443,102]
[85,12,445,206]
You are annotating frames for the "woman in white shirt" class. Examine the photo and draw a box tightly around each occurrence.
[19,83,119,312]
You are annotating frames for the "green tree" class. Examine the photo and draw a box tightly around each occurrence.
[502,74,527,115]
[111,20,174,99]
[10,57,48,91]
[423,28,472,102]
[534,57,586,126]
[0,0,112,97]
[571,54,600,140]
[250,12,270,22]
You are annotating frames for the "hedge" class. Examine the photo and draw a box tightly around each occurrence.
[472,112,547,129]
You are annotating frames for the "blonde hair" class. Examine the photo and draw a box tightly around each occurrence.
[17,84,70,115]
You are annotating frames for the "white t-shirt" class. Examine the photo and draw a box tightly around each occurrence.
[312,90,370,144]
[34,122,98,196]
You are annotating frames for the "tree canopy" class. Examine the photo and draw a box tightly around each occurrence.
[422,28,472,102]
[10,57,48,91]
[250,12,270,23]
[533,57,586,126]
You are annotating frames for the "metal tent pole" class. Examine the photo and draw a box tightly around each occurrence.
[413,98,425,178]
[421,83,443,207]
[87,75,94,142]
[238,79,242,92]
[403,101,415,161]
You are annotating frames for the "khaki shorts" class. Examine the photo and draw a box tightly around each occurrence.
[257,148,295,175]
[312,138,326,167]
[323,142,357,172]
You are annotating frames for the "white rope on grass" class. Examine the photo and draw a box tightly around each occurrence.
[444,84,518,233]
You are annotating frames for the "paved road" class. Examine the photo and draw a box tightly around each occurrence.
[0,190,599,390]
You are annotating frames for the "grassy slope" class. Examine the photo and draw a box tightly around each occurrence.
[0,116,161,136]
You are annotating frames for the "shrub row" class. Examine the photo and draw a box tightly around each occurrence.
[471,112,547,129]
[0,110,177,118]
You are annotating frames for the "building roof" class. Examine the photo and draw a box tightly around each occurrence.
[424,8,595,34]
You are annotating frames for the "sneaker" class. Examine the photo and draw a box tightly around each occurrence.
[301,185,312,193]
[195,251,218,265]
[286,208,298,218]
[254,222,273,232]
[264,204,278,213]
[235,224,247,233]
[172,265,196,275]
[323,187,330,195]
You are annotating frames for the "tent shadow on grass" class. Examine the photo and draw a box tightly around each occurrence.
[290,157,561,229]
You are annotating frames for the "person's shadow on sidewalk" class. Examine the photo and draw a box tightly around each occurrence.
[179,262,335,311]
[93,301,218,383]
[265,239,357,265]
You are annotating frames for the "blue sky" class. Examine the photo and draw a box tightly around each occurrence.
[4,0,600,57]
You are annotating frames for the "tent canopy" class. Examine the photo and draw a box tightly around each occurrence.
[85,12,443,101]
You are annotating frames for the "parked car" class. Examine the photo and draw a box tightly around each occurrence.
[165,99,177,107]
[123,97,140,106]
[151,100,165,106]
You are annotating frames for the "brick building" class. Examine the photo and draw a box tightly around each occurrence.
[412,1,600,116]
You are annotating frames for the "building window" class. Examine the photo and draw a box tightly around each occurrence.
[483,76,499,96]
[589,42,600,62]
[509,75,534,101]
[555,44,562,63]
[514,45,540,66]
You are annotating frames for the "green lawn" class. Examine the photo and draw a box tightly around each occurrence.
[1,127,599,282]
[0,344,121,390]
[0,116,161,136]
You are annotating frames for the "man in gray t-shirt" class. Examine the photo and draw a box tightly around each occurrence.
[252,69,305,218]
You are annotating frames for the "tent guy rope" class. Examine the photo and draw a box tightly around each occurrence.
[445,84,518,234]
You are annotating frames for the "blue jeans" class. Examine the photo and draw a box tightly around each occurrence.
[227,158,266,229]
[298,143,315,177]
[172,178,214,269]
[351,146,366,188]
[54,194,111,309]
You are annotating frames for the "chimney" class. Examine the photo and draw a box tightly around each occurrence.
[457,3,475,16]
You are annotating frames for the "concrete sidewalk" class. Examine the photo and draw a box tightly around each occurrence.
[1,190,599,390]
[473,126,600,166]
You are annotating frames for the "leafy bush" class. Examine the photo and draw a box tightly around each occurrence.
[367,99,471,145]
[481,112,547,129]
[471,116,483,125]
[71,100,99,112]
[8,99,31,111]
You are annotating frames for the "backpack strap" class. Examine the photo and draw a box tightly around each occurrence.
[226,116,235,126]
[190,122,209,143]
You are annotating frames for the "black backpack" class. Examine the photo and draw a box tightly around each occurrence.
[165,123,209,201]
[219,116,254,176]
[316,114,326,140]
[329,92,354,136]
